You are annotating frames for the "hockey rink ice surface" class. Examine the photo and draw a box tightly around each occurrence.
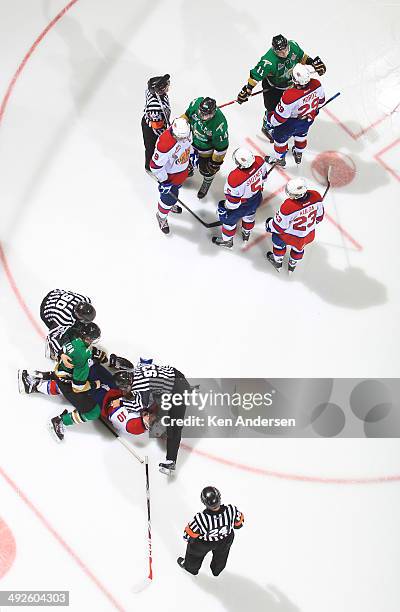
[1,1,400,611]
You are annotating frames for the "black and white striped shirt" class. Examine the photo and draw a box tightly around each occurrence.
[184,504,244,542]
[47,324,70,356]
[41,289,91,328]
[143,88,171,135]
[130,363,176,409]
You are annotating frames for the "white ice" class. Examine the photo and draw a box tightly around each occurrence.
[0,1,400,611]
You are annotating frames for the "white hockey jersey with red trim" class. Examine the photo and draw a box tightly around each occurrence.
[150,128,192,185]
[271,78,325,126]
[224,155,269,209]
[106,394,146,436]
[271,190,324,242]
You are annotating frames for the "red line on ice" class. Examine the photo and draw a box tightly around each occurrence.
[181,444,400,485]
[0,2,125,609]
[374,138,400,183]
[0,468,126,611]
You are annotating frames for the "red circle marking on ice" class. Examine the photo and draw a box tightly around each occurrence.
[311,151,356,188]
[0,518,16,580]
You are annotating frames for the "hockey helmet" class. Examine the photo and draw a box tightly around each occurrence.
[201,486,221,510]
[78,321,101,345]
[171,117,191,140]
[232,147,255,169]
[272,34,289,54]
[113,370,134,393]
[292,63,311,87]
[73,301,96,323]
[147,74,170,95]
[198,97,217,120]
[285,177,308,199]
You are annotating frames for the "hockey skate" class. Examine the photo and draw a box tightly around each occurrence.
[288,260,297,275]
[265,251,282,272]
[18,370,39,394]
[177,557,186,570]
[261,125,274,143]
[156,212,170,234]
[265,155,286,167]
[159,460,176,475]
[241,229,251,242]
[171,204,182,214]
[197,177,213,199]
[49,414,66,442]
[291,146,302,165]
[108,353,134,370]
[212,236,233,248]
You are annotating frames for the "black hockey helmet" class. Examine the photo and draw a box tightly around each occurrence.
[148,74,170,95]
[78,321,101,345]
[113,370,134,393]
[201,486,221,510]
[272,34,288,52]
[198,97,217,120]
[73,301,96,323]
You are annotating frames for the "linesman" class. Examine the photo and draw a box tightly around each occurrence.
[177,486,244,576]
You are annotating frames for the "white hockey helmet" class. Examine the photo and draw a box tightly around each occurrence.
[285,177,308,199]
[172,117,190,140]
[232,147,255,169]
[292,63,311,87]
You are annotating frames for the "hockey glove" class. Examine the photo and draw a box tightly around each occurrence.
[312,56,326,76]
[92,347,108,364]
[158,181,174,195]
[265,217,273,233]
[109,354,134,370]
[217,201,228,221]
[237,84,253,104]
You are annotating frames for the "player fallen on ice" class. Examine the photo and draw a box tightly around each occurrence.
[182,97,229,199]
[177,487,244,576]
[212,147,269,248]
[150,117,192,235]
[142,74,171,171]
[237,34,326,139]
[264,63,325,167]
[108,361,191,475]
[18,322,116,442]
[265,177,324,274]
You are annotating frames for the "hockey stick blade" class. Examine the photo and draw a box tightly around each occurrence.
[147,171,221,228]
[99,418,144,463]
[132,576,152,594]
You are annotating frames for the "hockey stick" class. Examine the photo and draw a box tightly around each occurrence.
[132,455,153,592]
[99,417,144,464]
[319,91,341,109]
[322,165,332,200]
[219,88,270,109]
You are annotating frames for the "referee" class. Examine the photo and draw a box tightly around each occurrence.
[141,74,171,170]
[177,487,244,576]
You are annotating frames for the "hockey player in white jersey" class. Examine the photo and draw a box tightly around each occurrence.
[212,148,269,248]
[265,177,324,273]
[150,117,192,235]
[264,63,325,166]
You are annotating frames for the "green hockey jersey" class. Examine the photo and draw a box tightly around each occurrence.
[55,337,93,392]
[249,40,305,89]
[184,97,229,158]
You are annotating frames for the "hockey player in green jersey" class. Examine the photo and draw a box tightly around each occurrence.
[50,322,105,441]
[183,96,229,199]
[237,34,326,138]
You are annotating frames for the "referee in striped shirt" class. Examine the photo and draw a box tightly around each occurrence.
[177,487,244,576]
[142,74,171,170]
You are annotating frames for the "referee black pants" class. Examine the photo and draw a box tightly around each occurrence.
[141,117,158,170]
[165,369,191,463]
[184,532,234,576]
